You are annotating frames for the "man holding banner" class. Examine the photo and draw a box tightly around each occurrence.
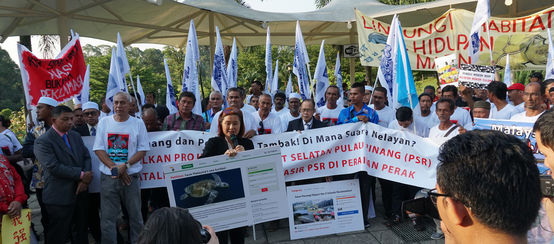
[337,82,379,228]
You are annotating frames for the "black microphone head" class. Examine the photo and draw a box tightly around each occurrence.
[230,134,238,146]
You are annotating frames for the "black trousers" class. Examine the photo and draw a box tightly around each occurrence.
[391,182,421,217]
[87,192,101,242]
[45,192,88,244]
[379,178,394,218]
[36,188,49,238]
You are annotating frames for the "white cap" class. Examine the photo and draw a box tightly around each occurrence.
[289,93,302,100]
[37,97,58,107]
[365,85,373,92]
[82,102,99,111]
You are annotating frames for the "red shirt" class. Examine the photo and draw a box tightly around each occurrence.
[0,155,27,214]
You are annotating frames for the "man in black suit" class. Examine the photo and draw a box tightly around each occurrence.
[286,99,327,132]
[73,102,100,137]
[34,105,93,244]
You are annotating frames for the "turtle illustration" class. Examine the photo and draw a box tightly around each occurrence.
[180,174,230,204]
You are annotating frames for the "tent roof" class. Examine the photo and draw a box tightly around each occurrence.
[0,0,551,47]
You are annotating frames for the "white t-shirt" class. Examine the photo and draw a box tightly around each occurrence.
[280,112,301,132]
[251,111,282,134]
[388,119,429,137]
[272,107,289,118]
[429,124,460,145]
[414,113,439,132]
[1,129,22,153]
[93,116,150,175]
[209,107,258,135]
[489,103,517,120]
[242,104,257,114]
[513,103,525,113]
[450,107,473,128]
[370,105,395,127]
[317,105,342,126]
[510,111,545,123]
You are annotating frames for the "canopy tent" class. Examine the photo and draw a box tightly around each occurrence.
[1,0,551,48]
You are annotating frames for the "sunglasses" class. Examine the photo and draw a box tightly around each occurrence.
[258,121,265,135]
[84,112,98,116]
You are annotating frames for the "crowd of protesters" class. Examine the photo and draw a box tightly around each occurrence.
[1,71,554,244]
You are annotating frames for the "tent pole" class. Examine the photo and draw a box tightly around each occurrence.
[209,13,215,72]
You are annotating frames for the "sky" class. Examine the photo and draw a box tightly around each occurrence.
[0,0,316,64]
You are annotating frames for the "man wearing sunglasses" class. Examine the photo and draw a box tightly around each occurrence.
[432,130,541,243]
[252,94,282,135]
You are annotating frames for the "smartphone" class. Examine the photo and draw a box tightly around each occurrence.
[402,197,441,220]
[540,175,554,198]
[111,167,118,177]
[200,228,211,243]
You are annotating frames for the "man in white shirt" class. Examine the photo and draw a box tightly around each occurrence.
[280,93,302,132]
[440,85,473,128]
[487,81,516,119]
[239,87,257,114]
[316,85,342,126]
[507,83,525,113]
[272,92,289,117]
[363,85,373,105]
[510,82,546,122]
[389,106,429,137]
[370,87,395,127]
[252,94,282,134]
[73,102,100,137]
[414,93,439,131]
[429,98,465,145]
[93,92,150,244]
[210,88,257,138]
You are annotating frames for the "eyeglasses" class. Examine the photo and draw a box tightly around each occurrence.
[427,188,451,206]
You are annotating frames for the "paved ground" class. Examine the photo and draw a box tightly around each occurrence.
[28,181,445,244]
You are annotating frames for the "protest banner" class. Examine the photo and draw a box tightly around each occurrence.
[1,209,31,244]
[84,122,439,192]
[287,179,364,240]
[356,7,554,70]
[435,54,459,87]
[457,64,496,89]
[163,147,288,231]
[474,118,542,159]
[17,36,87,108]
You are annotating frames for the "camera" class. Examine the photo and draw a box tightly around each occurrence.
[199,227,211,243]
[540,175,554,198]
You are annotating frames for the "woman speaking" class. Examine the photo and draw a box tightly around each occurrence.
[201,107,254,244]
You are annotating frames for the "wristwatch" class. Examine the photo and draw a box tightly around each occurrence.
[125,161,131,169]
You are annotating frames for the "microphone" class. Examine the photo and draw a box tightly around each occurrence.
[230,134,238,148]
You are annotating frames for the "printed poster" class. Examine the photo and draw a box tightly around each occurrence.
[1,209,31,244]
[287,180,364,240]
[435,54,459,87]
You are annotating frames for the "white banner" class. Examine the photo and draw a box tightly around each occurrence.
[84,122,440,192]
[287,179,364,240]
[164,147,288,231]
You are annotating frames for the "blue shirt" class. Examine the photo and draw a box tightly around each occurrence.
[337,104,379,125]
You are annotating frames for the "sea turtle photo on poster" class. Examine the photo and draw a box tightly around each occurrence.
[171,168,245,209]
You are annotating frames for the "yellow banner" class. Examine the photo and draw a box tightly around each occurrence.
[1,209,31,244]
[355,7,554,71]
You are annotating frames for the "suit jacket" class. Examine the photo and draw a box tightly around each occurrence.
[286,117,328,132]
[72,124,90,137]
[34,128,91,205]
[200,136,254,158]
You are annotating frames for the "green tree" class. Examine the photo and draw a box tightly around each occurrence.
[0,48,25,110]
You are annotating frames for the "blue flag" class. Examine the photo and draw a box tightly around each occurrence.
[395,19,418,109]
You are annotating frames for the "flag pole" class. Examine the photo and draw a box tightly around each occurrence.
[486,20,493,63]
[128,73,141,116]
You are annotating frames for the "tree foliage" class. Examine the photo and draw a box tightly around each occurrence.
[0,48,25,110]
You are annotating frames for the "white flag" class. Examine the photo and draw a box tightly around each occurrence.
[188,20,200,62]
[105,48,125,112]
[546,28,554,80]
[227,38,238,89]
[211,26,228,95]
[286,74,293,96]
[79,64,90,104]
[265,27,272,94]
[376,15,399,107]
[293,21,311,100]
[314,40,329,108]
[468,0,490,64]
[116,33,130,91]
[335,52,343,98]
[271,60,279,95]
[503,54,512,86]
[136,75,145,107]
[164,58,178,114]
[183,40,202,115]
